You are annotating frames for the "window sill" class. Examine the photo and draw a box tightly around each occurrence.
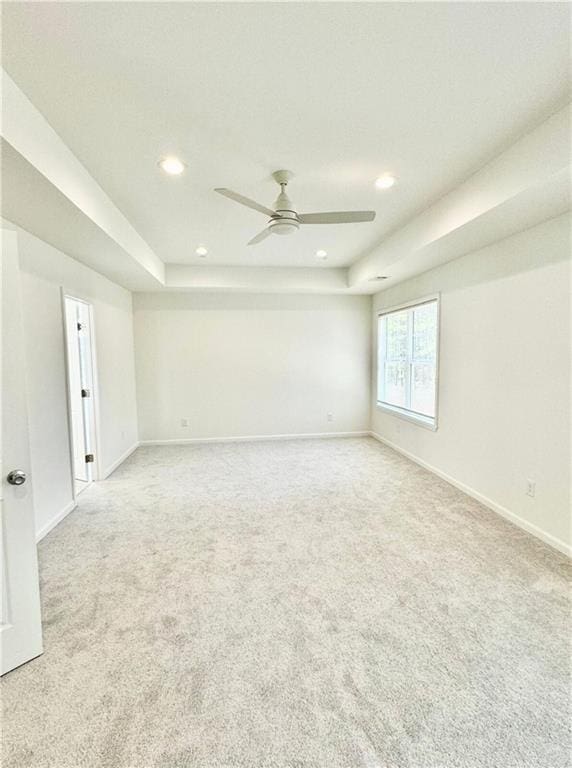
[375,402,438,431]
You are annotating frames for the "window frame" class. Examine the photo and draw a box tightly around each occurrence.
[376,293,440,431]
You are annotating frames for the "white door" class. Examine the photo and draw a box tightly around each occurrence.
[0,230,43,675]
[65,299,89,482]
[64,296,97,489]
[76,301,96,470]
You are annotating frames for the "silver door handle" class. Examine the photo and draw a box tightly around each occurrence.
[7,470,26,486]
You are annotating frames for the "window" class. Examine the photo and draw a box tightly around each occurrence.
[377,296,439,429]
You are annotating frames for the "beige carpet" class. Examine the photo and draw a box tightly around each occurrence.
[2,437,570,767]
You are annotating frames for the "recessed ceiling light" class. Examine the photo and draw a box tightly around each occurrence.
[158,156,186,175]
[315,249,328,259]
[195,246,208,257]
[375,174,396,190]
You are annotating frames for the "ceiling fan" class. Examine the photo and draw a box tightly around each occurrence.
[215,170,376,246]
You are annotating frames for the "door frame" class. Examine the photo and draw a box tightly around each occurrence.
[61,291,102,497]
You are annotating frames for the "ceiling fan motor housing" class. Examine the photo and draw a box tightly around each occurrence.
[269,208,299,235]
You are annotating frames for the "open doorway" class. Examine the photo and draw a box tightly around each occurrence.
[63,296,98,496]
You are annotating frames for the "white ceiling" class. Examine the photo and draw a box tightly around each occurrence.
[2,1,570,271]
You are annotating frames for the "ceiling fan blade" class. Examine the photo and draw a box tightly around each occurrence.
[298,211,376,224]
[247,228,271,246]
[215,188,275,218]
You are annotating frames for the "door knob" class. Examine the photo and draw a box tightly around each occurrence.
[7,470,26,486]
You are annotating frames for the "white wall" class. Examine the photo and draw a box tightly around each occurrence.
[4,221,139,539]
[371,213,571,554]
[134,293,371,442]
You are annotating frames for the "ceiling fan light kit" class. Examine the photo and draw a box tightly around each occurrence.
[215,170,376,246]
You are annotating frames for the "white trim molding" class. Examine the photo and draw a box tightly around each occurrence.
[140,431,369,447]
[101,442,140,479]
[36,501,77,543]
[369,431,571,558]
[375,402,437,431]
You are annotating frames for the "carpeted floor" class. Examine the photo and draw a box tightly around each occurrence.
[2,437,571,768]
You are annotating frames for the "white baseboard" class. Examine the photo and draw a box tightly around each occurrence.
[369,431,571,558]
[101,442,140,479]
[36,500,77,543]
[36,443,139,541]
[140,431,369,447]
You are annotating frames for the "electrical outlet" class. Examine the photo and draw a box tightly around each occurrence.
[181,418,189,428]
[327,412,334,422]
[526,479,536,498]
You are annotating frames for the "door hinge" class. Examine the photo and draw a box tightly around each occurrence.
[81,388,90,398]
[77,322,83,331]
[85,454,95,464]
